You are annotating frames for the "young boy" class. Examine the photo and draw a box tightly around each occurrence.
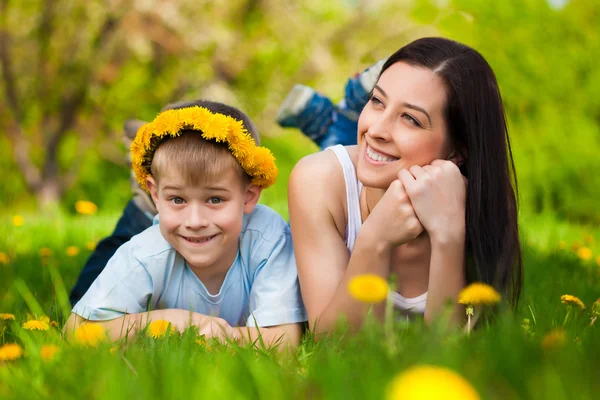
[66,100,307,347]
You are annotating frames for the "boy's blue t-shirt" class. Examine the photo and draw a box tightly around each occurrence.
[72,205,307,328]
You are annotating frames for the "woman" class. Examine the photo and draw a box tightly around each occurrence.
[288,37,522,335]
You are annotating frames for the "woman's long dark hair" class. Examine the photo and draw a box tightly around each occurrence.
[380,37,523,308]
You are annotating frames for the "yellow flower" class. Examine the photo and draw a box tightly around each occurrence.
[40,345,60,361]
[596,255,600,268]
[196,335,206,346]
[147,320,175,339]
[348,274,389,303]
[541,329,566,350]
[75,200,98,215]
[50,321,59,328]
[12,215,24,227]
[584,235,594,245]
[39,248,53,257]
[387,365,480,400]
[0,252,10,265]
[0,343,24,361]
[561,294,585,310]
[458,283,501,305]
[109,346,119,354]
[571,241,581,251]
[66,246,80,257]
[74,323,106,347]
[577,247,592,261]
[0,313,15,321]
[86,241,97,251]
[23,319,50,331]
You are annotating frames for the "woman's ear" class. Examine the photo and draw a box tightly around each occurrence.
[243,185,262,214]
[447,149,466,167]
[146,176,160,210]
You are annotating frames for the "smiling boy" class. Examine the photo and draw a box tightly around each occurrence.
[66,101,307,347]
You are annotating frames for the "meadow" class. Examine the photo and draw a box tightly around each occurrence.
[1,1,600,398]
[0,207,599,399]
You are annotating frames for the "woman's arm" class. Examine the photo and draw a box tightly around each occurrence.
[399,160,467,325]
[289,152,422,337]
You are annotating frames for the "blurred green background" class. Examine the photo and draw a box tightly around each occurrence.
[0,0,598,223]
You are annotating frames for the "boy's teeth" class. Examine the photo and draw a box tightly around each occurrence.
[367,146,397,162]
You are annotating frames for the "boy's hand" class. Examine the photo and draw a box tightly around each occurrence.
[398,160,467,245]
[363,179,423,248]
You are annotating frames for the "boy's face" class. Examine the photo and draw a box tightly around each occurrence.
[147,167,261,277]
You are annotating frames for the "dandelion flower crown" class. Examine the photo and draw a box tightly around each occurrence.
[131,106,278,192]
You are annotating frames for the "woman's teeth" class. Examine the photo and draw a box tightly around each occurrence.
[367,145,398,162]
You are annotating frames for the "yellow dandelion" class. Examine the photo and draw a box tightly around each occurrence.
[50,321,59,328]
[147,320,175,339]
[23,319,50,331]
[0,252,10,265]
[541,329,566,350]
[561,294,585,310]
[348,274,389,303]
[387,365,480,400]
[0,343,24,361]
[86,241,97,251]
[196,336,206,346]
[571,241,581,251]
[12,215,24,227]
[66,246,80,257]
[40,344,60,361]
[458,283,501,306]
[75,200,98,215]
[577,247,592,261]
[584,235,594,245]
[74,323,106,347]
[39,248,53,257]
[0,313,15,321]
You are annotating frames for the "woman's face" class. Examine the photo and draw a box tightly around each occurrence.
[356,61,453,189]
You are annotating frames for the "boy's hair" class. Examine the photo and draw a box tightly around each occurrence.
[150,101,258,187]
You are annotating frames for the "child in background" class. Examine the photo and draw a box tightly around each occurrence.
[66,100,307,347]
[276,59,386,149]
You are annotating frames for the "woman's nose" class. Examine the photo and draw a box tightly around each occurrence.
[366,113,393,141]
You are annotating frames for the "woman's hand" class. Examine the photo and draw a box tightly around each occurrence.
[398,160,466,244]
[363,179,424,248]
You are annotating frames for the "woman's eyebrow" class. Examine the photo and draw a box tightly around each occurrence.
[402,102,432,126]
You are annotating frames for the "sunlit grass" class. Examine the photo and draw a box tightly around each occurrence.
[1,211,599,399]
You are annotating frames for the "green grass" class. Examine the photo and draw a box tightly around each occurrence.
[1,211,599,399]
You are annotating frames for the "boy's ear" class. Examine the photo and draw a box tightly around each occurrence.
[146,176,160,209]
[243,184,262,214]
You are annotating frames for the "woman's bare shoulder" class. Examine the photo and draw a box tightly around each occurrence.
[289,147,354,236]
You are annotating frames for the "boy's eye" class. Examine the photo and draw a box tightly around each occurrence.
[170,197,185,205]
[208,197,222,205]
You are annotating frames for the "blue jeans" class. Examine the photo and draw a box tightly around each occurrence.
[282,75,370,149]
[69,199,153,306]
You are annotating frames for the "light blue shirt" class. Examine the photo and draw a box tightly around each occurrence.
[72,205,307,327]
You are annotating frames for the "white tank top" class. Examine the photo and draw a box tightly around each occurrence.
[327,145,427,314]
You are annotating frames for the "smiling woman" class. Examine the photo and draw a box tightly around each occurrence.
[288,37,523,336]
